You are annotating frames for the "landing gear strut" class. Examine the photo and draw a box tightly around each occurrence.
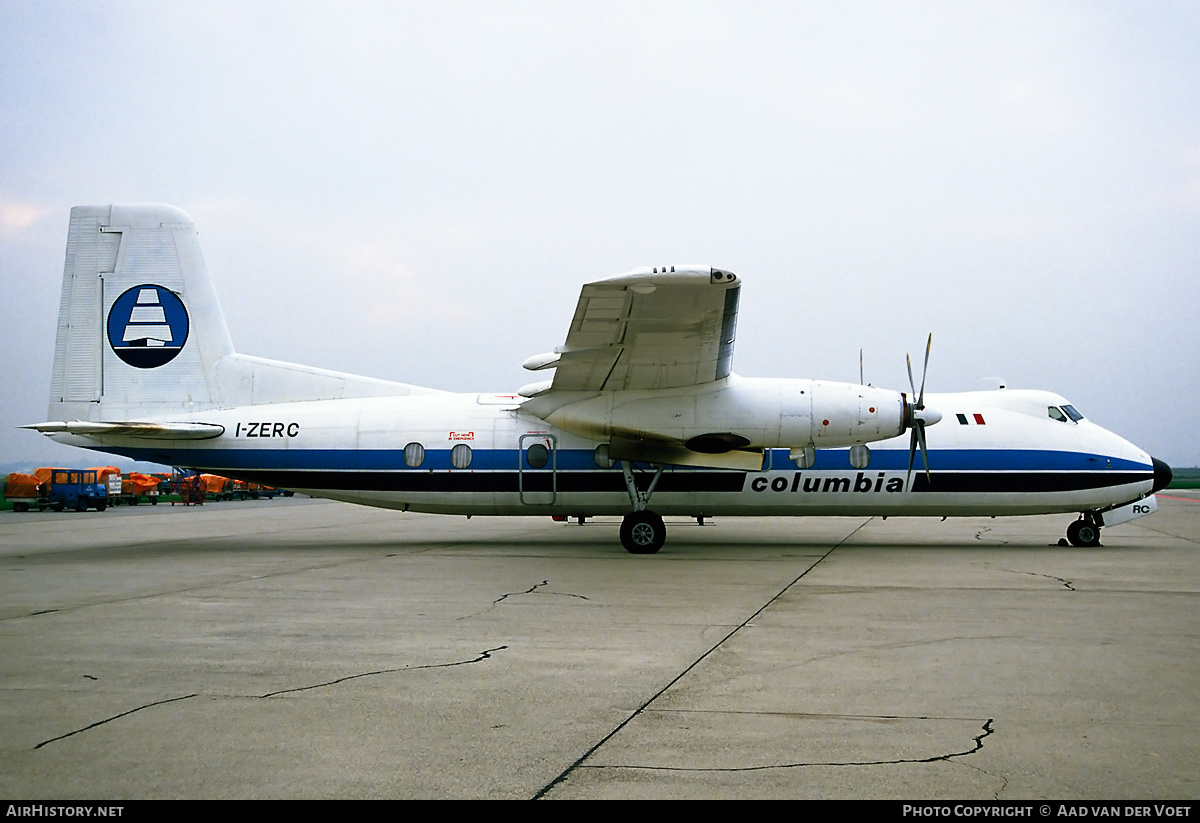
[1066,517,1101,547]
[618,461,667,554]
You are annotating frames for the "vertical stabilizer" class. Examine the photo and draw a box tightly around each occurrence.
[49,204,235,421]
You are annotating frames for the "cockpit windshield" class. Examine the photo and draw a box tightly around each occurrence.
[1048,404,1085,423]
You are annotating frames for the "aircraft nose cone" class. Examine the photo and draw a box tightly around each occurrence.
[1152,457,1173,493]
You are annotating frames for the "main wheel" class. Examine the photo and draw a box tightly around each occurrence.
[620,511,666,554]
[1066,519,1101,547]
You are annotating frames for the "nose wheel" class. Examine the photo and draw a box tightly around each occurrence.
[1066,518,1101,547]
[620,510,666,554]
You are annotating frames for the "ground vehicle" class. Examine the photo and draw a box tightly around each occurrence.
[5,473,47,512]
[43,468,108,512]
[114,472,162,505]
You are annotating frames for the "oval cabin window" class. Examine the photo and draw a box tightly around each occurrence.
[404,442,425,467]
[526,443,550,469]
[450,443,473,469]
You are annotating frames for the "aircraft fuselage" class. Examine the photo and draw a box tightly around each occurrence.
[55,386,1158,520]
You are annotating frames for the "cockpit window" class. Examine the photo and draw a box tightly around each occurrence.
[1048,406,1068,422]
[1062,405,1084,422]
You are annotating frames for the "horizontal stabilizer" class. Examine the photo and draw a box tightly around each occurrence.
[22,420,225,440]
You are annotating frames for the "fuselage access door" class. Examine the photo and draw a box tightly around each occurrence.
[518,432,557,506]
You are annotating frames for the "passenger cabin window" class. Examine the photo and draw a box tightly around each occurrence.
[525,443,549,469]
[450,443,473,469]
[403,442,425,468]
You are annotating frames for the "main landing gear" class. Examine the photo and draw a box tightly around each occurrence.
[620,510,667,554]
[1065,517,1101,547]
[618,461,667,554]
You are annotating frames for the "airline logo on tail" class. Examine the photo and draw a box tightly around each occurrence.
[106,284,190,368]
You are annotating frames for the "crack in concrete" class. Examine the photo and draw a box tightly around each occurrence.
[493,579,589,606]
[460,579,590,619]
[974,526,1006,544]
[33,646,508,749]
[33,693,198,750]
[958,759,1010,799]
[1001,568,1075,591]
[259,645,508,697]
[578,718,996,772]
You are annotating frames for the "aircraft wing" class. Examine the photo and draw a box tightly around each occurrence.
[533,267,741,392]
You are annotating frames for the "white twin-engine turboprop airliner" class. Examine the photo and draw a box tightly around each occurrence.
[26,204,1172,553]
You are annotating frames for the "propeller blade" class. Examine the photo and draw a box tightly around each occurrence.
[917,420,930,480]
[906,427,918,491]
[906,352,916,399]
[918,333,931,406]
[905,421,933,492]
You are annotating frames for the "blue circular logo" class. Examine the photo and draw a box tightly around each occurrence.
[106,284,190,369]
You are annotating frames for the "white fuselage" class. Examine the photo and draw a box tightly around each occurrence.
[56,387,1157,520]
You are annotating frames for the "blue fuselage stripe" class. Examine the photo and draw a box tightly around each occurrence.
[100,446,1152,474]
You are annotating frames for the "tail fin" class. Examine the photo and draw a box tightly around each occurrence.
[47,204,436,425]
[50,205,234,422]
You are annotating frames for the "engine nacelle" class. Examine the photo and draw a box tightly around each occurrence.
[538,376,906,451]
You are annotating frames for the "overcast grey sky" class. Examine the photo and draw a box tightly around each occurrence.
[2,0,1197,468]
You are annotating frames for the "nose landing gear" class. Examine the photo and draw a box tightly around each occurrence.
[1066,517,1101,547]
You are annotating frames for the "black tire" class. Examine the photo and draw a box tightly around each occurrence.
[13,502,28,513]
[620,510,667,554]
[150,497,158,505]
[1067,519,1101,547]
[96,500,107,512]
[75,498,88,513]
[51,503,64,512]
